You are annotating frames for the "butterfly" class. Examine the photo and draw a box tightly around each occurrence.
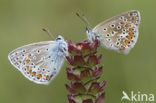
[77,10,141,54]
[8,33,68,85]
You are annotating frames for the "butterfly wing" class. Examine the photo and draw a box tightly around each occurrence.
[93,10,141,54]
[8,41,65,85]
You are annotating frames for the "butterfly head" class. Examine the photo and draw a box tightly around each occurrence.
[86,28,99,42]
[56,35,68,56]
[56,35,65,41]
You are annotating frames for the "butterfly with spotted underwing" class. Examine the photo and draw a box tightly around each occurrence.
[77,10,141,54]
[8,29,68,85]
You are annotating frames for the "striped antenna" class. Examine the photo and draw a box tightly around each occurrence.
[42,28,55,39]
[76,13,92,29]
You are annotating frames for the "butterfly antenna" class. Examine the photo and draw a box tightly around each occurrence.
[42,28,55,39]
[76,13,92,29]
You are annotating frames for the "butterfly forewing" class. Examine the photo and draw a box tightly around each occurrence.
[93,10,140,54]
[8,41,65,84]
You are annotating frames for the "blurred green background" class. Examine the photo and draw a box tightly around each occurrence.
[0,0,156,103]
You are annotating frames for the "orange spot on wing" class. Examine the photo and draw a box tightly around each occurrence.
[37,74,42,79]
[127,36,132,40]
[120,44,125,50]
[32,72,36,76]
[129,32,133,36]
[29,70,32,74]
[25,60,30,64]
[125,40,129,45]
[125,24,130,28]
[121,21,125,24]
[129,28,133,31]
[26,66,29,70]
[44,75,50,80]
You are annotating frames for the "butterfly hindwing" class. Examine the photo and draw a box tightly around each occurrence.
[8,39,67,85]
[92,10,140,54]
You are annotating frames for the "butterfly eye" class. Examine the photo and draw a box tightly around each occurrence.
[86,28,92,34]
[56,38,61,41]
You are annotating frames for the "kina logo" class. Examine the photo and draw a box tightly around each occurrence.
[121,91,154,102]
